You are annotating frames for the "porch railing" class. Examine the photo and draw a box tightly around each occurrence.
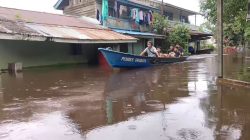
[106,16,200,32]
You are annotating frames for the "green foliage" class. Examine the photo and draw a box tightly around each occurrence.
[199,21,215,34]
[152,13,169,35]
[201,44,215,50]
[151,14,190,53]
[200,0,249,46]
[245,22,250,41]
[168,25,191,49]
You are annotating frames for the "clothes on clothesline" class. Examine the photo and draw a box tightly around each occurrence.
[119,5,128,18]
[96,9,103,24]
[130,9,153,25]
[114,0,117,13]
[130,8,139,23]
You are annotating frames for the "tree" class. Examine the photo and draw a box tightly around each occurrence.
[152,13,191,53]
[169,25,191,51]
[244,22,250,42]
[152,13,169,35]
[200,0,249,46]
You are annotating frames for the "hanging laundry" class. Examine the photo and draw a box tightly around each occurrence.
[119,5,128,18]
[148,10,153,24]
[114,0,117,13]
[130,9,135,20]
[144,12,148,25]
[135,8,139,24]
[139,10,144,25]
[139,10,144,20]
[114,0,118,17]
[147,12,151,24]
[96,9,100,21]
[117,4,120,18]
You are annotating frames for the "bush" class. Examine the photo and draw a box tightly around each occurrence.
[152,13,169,35]
[201,44,215,50]
[168,25,191,50]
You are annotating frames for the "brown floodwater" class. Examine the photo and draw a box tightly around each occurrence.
[0,52,249,140]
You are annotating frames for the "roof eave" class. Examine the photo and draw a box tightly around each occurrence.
[164,3,201,16]
[0,32,138,44]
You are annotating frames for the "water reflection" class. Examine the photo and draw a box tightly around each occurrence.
[224,48,250,82]
[0,55,249,140]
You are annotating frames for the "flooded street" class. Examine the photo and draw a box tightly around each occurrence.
[0,53,250,140]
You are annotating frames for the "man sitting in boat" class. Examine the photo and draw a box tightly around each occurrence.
[140,41,159,57]
[175,44,184,56]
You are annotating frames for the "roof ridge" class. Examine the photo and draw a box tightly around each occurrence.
[0,18,111,31]
[0,6,83,19]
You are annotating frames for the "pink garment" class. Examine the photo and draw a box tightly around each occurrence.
[139,10,143,20]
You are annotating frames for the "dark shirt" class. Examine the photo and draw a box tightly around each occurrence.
[179,47,184,53]
[174,51,180,57]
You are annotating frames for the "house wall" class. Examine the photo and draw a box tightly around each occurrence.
[64,0,97,18]
[132,38,146,55]
[0,40,88,70]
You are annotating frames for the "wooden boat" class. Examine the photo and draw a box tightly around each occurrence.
[98,48,188,68]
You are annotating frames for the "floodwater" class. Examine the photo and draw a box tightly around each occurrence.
[0,53,249,140]
[224,48,250,82]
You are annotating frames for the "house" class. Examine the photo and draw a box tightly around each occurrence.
[0,6,137,70]
[54,0,212,54]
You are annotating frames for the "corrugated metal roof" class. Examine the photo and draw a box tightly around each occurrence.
[113,29,165,39]
[0,7,137,43]
[0,7,101,29]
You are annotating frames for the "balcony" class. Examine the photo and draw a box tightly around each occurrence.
[168,20,200,31]
[106,16,151,32]
[107,16,200,34]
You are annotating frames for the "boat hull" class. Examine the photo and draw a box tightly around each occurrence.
[98,48,187,68]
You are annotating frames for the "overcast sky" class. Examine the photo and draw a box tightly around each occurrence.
[0,0,204,25]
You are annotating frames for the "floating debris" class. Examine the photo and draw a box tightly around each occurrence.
[158,85,163,88]
[128,125,137,130]
[49,87,59,90]
[127,104,132,107]
[141,111,146,114]
[35,89,42,92]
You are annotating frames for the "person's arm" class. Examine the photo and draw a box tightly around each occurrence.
[153,47,160,57]
[140,48,147,56]
[155,50,160,57]
[156,51,160,57]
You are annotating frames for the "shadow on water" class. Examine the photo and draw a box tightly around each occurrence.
[0,54,249,140]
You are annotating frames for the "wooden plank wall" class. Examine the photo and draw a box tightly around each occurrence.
[64,0,97,18]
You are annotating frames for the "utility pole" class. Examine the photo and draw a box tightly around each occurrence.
[161,0,164,16]
[217,0,223,78]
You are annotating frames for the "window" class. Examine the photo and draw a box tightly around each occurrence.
[180,15,189,23]
[109,7,115,17]
[164,12,173,20]
[120,44,128,53]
